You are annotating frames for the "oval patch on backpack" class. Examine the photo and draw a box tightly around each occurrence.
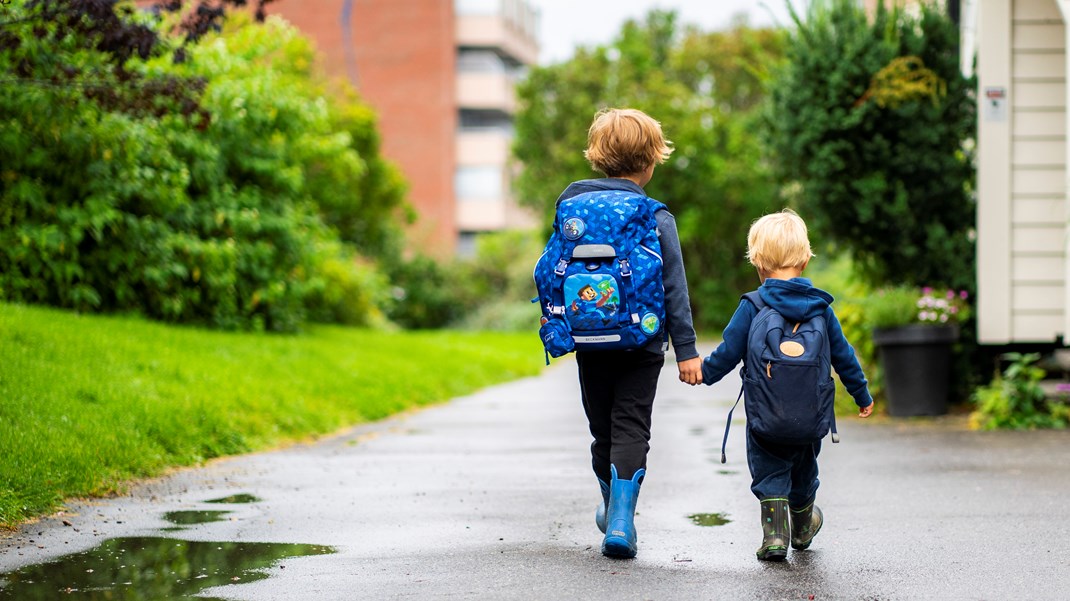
[779,340,805,357]
[562,217,586,240]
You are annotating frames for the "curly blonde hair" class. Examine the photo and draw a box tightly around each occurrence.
[746,209,815,272]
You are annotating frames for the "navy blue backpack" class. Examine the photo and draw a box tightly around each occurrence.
[720,291,839,462]
[533,190,667,360]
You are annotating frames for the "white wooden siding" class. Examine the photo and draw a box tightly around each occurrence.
[1010,0,1067,342]
[1013,198,1065,221]
[1014,0,1062,18]
[1011,168,1065,194]
[1014,109,1066,136]
[1012,255,1065,280]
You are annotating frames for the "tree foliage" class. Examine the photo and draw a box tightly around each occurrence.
[513,12,787,329]
[764,0,976,292]
[0,0,406,331]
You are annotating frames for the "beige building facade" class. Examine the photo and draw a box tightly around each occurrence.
[976,0,1069,343]
[454,0,539,256]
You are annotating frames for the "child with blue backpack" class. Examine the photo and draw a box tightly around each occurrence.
[699,209,873,561]
[537,108,702,558]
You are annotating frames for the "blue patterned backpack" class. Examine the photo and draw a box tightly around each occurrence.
[533,190,667,360]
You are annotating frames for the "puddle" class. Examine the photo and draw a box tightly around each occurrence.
[205,494,261,504]
[689,426,705,436]
[716,470,738,475]
[163,510,231,526]
[0,537,334,600]
[688,512,731,527]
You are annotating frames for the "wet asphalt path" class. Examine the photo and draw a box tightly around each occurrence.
[2,357,1070,600]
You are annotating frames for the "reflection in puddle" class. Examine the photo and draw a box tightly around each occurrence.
[205,494,261,504]
[688,512,731,527]
[163,510,231,526]
[0,537,334,600]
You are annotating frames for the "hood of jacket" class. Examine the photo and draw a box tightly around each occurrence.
[757,277,834,322]
[555,178,646,206]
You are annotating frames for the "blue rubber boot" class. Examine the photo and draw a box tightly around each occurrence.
[601,465,644,558]
[595,478,610,533]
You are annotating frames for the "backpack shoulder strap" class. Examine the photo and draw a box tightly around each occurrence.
[721,289,773,463]
[741,290,766,310]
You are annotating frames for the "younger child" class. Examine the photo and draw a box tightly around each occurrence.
[700,209,873,561]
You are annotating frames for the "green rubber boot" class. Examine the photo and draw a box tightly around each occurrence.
[756,498,789,561]
[790,502,823,550]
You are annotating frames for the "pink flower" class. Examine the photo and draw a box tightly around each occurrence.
[946,290,955,299]
[959,290,969,300]
[922,287,934,295]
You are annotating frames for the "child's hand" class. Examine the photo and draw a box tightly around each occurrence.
[858,403,874,418]
[678,357,703,386]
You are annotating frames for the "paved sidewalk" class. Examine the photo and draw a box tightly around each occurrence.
[2,358,1069,599]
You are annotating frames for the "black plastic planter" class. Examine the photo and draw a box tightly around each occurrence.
[872,324,959,417]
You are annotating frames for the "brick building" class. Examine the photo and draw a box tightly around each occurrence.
[267,0,539,256]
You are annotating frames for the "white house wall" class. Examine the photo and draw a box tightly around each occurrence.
[978,0,1067,343]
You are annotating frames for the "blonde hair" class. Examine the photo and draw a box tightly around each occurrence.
[746,209,815,272]
[583,108,673,177]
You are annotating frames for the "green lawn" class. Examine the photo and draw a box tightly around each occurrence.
[0,303,543,527]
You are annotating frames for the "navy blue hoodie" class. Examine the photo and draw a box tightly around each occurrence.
[700,277,873,408]
[556,178,699,360]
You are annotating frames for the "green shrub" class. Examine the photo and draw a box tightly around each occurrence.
[456,301,539,333]
[304,247,392,328]
[765,0,975,293]
[0,6,404,332]
[383,255,467,329]
[971,353,1070,430]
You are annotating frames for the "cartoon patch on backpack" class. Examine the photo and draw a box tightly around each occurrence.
[564,274,619,329]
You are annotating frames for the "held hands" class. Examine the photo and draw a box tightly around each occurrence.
[677,357,703,386]
[858,403,874,418]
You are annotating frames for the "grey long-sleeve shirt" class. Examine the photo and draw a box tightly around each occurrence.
[555,178,699,361]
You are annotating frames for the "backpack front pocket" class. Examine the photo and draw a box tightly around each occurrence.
[745,359,830,443]
[562,273,621,331]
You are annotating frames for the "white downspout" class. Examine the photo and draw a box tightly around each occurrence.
[1060,1,1070,345]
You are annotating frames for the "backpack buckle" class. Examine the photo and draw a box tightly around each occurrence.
[554,258,568,275]
[619,259,632,277]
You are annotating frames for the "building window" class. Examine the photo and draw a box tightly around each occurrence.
[455,166,503,201]
[459,109,513,132]
[457,49,507,73]
[457,231,480,258]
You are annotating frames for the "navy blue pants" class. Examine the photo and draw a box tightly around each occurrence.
[576,349,665,483]
[746,428,821,507]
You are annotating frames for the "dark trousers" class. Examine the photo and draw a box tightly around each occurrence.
[746,428,821,508]
[576,350,665,483]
